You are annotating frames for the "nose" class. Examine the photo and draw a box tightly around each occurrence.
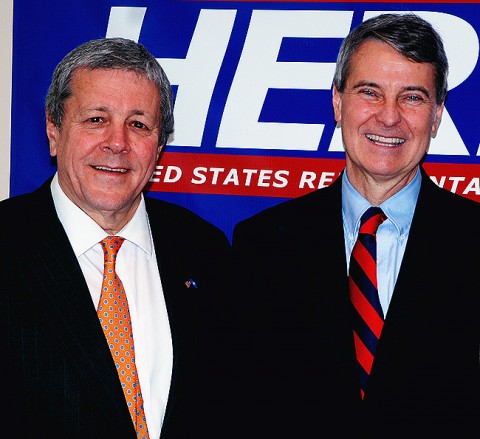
[101,123,130,154]
[375,98,402,127]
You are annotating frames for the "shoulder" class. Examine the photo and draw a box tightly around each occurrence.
[144,196,229,248]
[416,171,480,250]
[144,196,232,295]
[234,181,340,236]
[0,180,54,228]
[0,189,39,213]
[145,196,221,231]
[419,171,480,216]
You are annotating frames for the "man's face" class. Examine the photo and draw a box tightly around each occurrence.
[333,39,444,187]
[47,68,162,221]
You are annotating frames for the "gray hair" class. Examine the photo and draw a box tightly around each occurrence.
[333,13,449,104]
[45,37,174,146]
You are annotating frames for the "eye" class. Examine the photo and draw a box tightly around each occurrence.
[406,94,423,101]
[356,87,380,100]
[132,120,148,130]
[88,116,104,123]
[401,94,428,105]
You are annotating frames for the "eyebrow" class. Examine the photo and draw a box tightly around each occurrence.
[352,81,431,98]
[404,85,431,98]
[84,106,149,117]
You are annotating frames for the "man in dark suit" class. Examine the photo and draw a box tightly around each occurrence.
[2,38,234,438]
[232,14,479,438]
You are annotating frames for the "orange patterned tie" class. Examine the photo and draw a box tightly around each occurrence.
[98,236,150,438]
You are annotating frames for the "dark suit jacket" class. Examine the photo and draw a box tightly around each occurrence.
[232,167,479,438]
[2,179,236,439]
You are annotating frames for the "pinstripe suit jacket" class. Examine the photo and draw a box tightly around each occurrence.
[2,179,235,439]
[232,166,480,438]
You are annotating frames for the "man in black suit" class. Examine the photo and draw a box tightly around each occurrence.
[232,13,479,438]
[2,38,234,438]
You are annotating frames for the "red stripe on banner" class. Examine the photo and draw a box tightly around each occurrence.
[146,152,480,202]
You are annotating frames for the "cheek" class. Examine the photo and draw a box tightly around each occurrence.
[56,134,91,169]
[132,144,161,179]
[341,100,371,124]
[139,142,161,162]
[409,114,435,139]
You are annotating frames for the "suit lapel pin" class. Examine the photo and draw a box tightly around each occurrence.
[184,278,198,289]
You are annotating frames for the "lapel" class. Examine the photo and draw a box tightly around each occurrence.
[246,176,354,352]
[21,181,134,428]
[379,170,442,329]
[145,197,218,430]
[302,178,356,361]
[146,196,237,437]
[145,196,227,350]
[369,169,452,378]
[146,198,190,358]
[289,176,349,313]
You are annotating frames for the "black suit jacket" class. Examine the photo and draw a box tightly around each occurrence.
[232,167,479,438]
[2,179,236,439]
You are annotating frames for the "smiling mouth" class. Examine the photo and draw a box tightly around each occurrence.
[93,165,128,173]
[366,134,405,147]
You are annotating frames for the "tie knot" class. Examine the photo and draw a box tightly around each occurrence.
[100,236,125,265]
[359,207,386,235]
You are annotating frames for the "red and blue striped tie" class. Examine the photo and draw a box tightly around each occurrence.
[349,207,387,399]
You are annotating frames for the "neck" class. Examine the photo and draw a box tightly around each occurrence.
[346,166,419,205]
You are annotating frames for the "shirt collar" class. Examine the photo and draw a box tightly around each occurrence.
[50,173,153,258]
[342,166,421,238]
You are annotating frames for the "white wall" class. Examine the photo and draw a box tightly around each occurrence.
[0,0,13,200]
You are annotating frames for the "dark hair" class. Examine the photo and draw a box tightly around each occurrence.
[333,13,448,104]
[45,37,174,146]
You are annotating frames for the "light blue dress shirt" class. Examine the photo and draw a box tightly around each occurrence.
[342,167,421,317]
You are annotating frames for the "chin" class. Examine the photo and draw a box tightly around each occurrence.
[87,193,133,211]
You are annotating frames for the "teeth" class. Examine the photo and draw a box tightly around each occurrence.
[94,166,127,173]
[366,134,405,145]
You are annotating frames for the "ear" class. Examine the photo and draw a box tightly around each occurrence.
[156,144,164,161]
[46,112,60,157]
[431,103,444,138]
[332,84,342,123]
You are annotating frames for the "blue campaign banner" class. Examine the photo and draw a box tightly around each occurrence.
[10,0,480,240]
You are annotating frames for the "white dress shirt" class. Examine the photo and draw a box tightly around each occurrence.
[51,173,172,439]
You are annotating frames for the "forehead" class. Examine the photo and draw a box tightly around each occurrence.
[68,68,161,114]
[348,39,436,87]
[70,68,159,97]
[73,66,145,81]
